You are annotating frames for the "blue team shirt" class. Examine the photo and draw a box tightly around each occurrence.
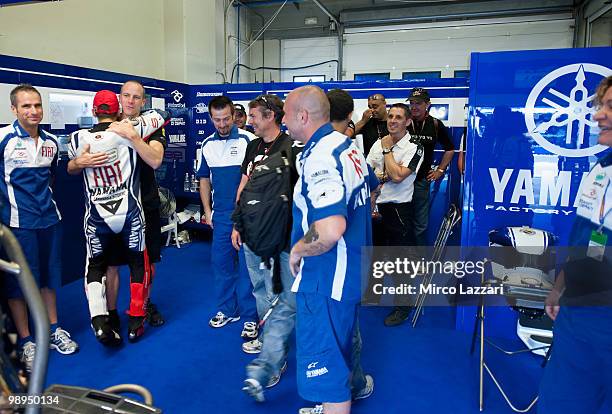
[0,120,61,229]
[197,125,256,215]
[291,123,376,303]
[571,151,612,245]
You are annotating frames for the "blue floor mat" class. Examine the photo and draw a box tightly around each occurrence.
[45,240,545,414]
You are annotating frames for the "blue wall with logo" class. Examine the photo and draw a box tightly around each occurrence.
[457,46,612,337]
[0,55,190,284]
[0,55,467,284]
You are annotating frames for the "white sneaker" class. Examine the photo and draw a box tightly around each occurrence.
[299,405,324,414]
[243,360,288,403]
[241,321,259,339]
[242,378,265,403]
[353,374,374,400]
[209,311,240,328]
[19,341,36,373]
[49,327,79,355]
[242,338,262,354]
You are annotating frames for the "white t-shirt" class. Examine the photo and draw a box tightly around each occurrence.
[366,131,423,204]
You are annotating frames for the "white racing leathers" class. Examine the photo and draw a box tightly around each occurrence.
[69,109,170,319]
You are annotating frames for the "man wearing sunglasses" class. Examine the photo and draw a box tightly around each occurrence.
[234,94,303,401]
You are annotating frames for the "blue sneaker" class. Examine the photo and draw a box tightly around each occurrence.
[49,327,79,355]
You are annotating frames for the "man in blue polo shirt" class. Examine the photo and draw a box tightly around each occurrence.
[198,95,257,333]
[285,85,374,414]
[0,84,78,373]
[539,75,612,413]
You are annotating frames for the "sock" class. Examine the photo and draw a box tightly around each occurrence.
[17,335,33,349]
[49,323,58,333]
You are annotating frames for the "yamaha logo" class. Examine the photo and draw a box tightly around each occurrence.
[171,90,184,103]
[525,63,612,157]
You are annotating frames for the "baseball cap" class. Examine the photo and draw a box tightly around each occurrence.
[406,87,430,102]
[93,90,119,115]
[234,103,246,114]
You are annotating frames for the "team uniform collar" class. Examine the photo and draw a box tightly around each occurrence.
[13,119,46,139]
[302,123,335,157]
[215,124,240,140]
[90,122,112,133]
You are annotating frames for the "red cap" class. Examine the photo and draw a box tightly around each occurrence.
[93,90,119,115]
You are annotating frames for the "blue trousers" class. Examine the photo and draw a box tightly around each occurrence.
[4,223,62,299]
[539,306,612,414]
[296,293,367,403]
[244,247,368,397]
[210,215,256,321]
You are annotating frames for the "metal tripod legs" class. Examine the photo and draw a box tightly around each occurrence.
[411,204,461,327]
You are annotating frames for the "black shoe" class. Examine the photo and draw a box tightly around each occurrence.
[128,316,145,342]
[145,301,165,327]
[384,308,411,327]
[108,309,121,332]
[91,316,122,347]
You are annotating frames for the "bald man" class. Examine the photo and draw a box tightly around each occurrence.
[353,93,388,157]
[286,86,375,414]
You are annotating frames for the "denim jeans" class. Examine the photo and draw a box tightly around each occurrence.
[243,244,276,320]
[245,247,296,385]
[411,178,431,246]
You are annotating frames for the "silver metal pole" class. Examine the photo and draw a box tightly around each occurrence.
[0,225,50,414]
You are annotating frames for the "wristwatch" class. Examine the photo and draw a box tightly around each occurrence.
[382,147,393,155]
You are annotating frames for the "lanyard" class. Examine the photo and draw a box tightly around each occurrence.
[598,181,611,232]
[375,120,386,140]
[409,116,427,135]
